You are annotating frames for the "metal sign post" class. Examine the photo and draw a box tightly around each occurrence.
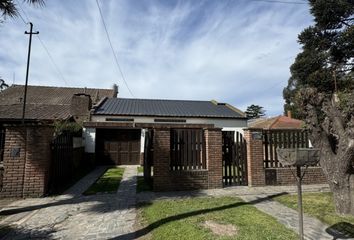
[296,166,304,240]
[277,148,320,240]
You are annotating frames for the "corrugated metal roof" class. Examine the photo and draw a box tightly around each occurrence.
[94,98,246,119]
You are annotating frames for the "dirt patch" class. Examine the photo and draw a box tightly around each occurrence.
[203,220,238,237]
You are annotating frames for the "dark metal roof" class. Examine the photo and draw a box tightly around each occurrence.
[94,98,246,119]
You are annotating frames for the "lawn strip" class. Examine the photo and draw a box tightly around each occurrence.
[84,167,124,195]
[139,196,298,240]
[137,176,153,193]
[274,192,354,226]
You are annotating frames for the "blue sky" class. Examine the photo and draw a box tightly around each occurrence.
[0,0,313,116]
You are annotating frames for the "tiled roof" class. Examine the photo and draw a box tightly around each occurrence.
[94,98,246,119]
[248,116,304,129]
[0,85,114,121]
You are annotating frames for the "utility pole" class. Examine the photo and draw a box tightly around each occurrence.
[21,22,39,198]
[22,22,39,125]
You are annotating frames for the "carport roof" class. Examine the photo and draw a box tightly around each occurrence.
[94,98,246,119]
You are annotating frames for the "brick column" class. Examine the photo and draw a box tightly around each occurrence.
[1,125,54,198]
[244,129,265,186]
[1,127,26,197]
[152,128,171,191]
[23,126,54,197]
[205,128,223,189]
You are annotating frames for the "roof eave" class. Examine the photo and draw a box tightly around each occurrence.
[92,113,247,120]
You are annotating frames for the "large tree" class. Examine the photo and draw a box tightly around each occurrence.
[0,78,8,91]
[245,104,266,119]
[0,0,44,19]
[283,0,354,215]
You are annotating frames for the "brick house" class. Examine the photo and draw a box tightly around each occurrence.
[83,97,248,191]
[0,85,116,197]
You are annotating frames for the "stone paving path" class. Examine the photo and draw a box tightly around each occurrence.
[1,170,350,240]
[240,194,334,240]
[0,165,138,240]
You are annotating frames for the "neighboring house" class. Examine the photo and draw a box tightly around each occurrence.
[248,115,304,130]
[83,98,247,166]
[0,85,116,197]
[0,85,116,123]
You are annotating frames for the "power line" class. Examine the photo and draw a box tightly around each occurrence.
[95,0,135,97]
[15,0,68,85]
[249,0,307,4]
[36,36,68,85]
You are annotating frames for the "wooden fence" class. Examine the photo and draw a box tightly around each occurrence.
[170,129,206,170]
[263,130,309,168]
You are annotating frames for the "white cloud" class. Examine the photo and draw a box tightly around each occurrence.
[0,0,313,116]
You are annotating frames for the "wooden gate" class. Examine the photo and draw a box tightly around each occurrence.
[49,132,74,193]
[222,131,247,186]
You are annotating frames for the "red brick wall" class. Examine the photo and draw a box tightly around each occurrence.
[244,129,265,186]
[205,128,223,189]
[153,127,223,191]
[245,128,327,186]
[265,167,327,185]
[153,128,171,191]
[0,126,54,198]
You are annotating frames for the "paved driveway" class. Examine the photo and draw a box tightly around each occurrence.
[0,166,138,240]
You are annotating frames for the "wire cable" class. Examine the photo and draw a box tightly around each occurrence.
[95,0,135,97]
[15,0,68,85]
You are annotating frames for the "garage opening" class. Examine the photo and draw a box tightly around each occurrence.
[96,129,141,165]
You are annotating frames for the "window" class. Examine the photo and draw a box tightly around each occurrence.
[105,118,134,122]
[154,118,186,123]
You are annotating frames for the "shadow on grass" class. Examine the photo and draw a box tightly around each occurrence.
[326,222,354,240]
[136,176,153,193]
[109,192,289,240]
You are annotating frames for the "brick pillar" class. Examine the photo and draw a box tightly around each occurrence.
[244,129,265,186]
[23,126,54,197]
[1,125,53,198]
[205,128,223,189]
[153,128,171,191]
[1,127,26,197]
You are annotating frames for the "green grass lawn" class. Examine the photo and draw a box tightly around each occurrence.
[84,167,124,195]
[139,197,298,240]
[137,176,153,193]
[137,166,153,193]
[274,192,354,226]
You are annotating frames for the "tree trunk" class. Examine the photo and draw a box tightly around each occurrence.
[328,174,354,215]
